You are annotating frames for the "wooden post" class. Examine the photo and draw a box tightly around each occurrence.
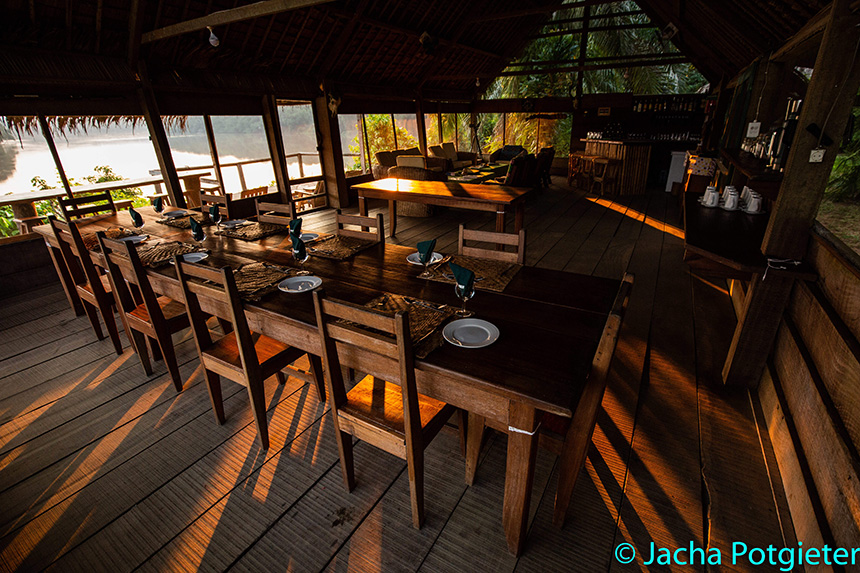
[37,115,72,198]
[390,113,398,150]
[575,6,590,101]
[762,0,860,259]
[416,100,428,156]
[722,0,860,387]
[203,115,226,194]
[261,94,294,214]
[703,76,731,152]
[314,94,349,208]
[137,68,185,208]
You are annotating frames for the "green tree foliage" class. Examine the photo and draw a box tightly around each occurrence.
[347,115,419,170]
[827,107,860,201]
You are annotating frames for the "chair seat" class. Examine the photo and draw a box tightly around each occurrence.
[129,296,188,323]
[341,375,454,443]
[79,273,112,295]
[203,330,304,381]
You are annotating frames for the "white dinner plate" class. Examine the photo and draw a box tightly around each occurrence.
[406,251,444,265]
[169,252,209,264]
[163,210,187,218]
[741,207,766,215]
[300,232,319,242]
[278,276,322,293]
[443,318,500,348]
[220,219,248,229]
[119,235,148,244]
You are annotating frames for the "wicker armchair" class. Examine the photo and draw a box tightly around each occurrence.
[428,142,476,171]
[387,165,446,217]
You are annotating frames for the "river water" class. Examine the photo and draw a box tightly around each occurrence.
[0,129,321,197]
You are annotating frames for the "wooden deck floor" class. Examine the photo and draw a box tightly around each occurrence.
[0,178,793,572]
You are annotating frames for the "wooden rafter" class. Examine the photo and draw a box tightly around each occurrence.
[255,15,277,58]
[432,55,689,80]
[317,0,370,77]
[542,10,643,27]
[471,0,610,23]
[529,22,655,40]
[141,0,336,44]
[508,52,683,67]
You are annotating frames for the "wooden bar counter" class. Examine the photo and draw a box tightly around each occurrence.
[583,139,651,195]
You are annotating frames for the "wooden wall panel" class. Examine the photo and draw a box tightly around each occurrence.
[809,236,860,342]
[771,321,860,549]
[758,366,826,550]
[789,282,860,452]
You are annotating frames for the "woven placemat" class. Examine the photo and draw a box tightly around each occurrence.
[359,293,456,359]
[82,227,137,251]
[231,262,293,301]
[156,215,214,229]
[419,254,521,293]
[136,241,208,268]
[214,222,288,241]
[307,235,377,260]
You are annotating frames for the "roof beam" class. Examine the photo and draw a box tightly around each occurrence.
[542,10,643,26]
[472,0,614,23]
[529,22,655,39]
[141,0,336,44]
[508,52,684,67]
[433,55,690,79]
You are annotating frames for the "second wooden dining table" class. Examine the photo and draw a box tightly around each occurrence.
[33,207,620,556]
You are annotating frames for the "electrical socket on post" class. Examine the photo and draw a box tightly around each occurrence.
[809,149,825,163]
[746,122,761,138]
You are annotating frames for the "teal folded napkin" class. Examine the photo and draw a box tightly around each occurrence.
[417,239,436,264]
[289,218,302,234]
[449,261,475,293]
[290,231,306,260]
[129,206,143,228]
[209,204,219,222]
[153,197,163,213]
[189,216,205,241]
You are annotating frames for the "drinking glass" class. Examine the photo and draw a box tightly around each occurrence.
[454,283,475,317]
[293,246,311,276]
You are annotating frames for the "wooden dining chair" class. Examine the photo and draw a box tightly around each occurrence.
[465,273,634,528]
[48,215,125,355]
[335,209,384,243]
[97,232,190,391]
[312,288,458,528]
[175,260,325,449]
[458,224,526,264]
[58,191,116,220]
[198,191,235,220]
[255,199,296,224]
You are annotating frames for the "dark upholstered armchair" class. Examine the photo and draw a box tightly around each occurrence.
[489,145,526,163]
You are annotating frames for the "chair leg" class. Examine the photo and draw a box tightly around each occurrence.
[129,329,153,376]
[149,337,163,361]
[276,371,288,385]
[156,330,183,392]
[334,419,356,491]
[99,300,124,355]
[465,411,486,486]
[82,301,105,340]
[205,370,225,424]
[407,450,425,529]
[458,409,468,457]
[247,377,270,449]
[309,354,326,402]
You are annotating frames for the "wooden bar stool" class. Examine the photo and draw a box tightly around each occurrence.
[591,158,621,195]
[575,154,600,190]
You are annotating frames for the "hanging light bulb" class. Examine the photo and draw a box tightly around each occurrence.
[475,77,480,87]
[207,26,220,47]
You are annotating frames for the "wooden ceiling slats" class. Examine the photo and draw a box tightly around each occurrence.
[279,9,312,73]
[271,12,296,61]
[255,15,276,58]
[306,19,336,73]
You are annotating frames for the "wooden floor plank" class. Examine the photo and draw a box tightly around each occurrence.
[0,179,794,572]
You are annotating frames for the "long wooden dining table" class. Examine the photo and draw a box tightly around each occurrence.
[33,207,621,556]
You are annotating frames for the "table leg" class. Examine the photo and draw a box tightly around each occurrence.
[503,402,539,556]
[465,411,485,486]
[46,241,84,316]
[495,208,506,233]
[388,200,397,237]
[514,204,524,232]
[358,196,368,217]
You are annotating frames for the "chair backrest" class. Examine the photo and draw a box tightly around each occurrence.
[175,261,261,379]
[458,224,526,264]
[388,166,447,182]
[97,232,162,322]
[47,215,105,291]
[427,145,446,159]
[58,191,116,220]
[441,142,459,161]
[241,186,270,199]
[396,155,426,169]
[335,209,384,243]
[592,273,634,384]
[536,148,555,173]
[312,288,422,442]
[199,191,233,219]
[255,199,296,224]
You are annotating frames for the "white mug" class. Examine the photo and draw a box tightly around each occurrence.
[741,186,752,203]
[724,192,739,210]
[747,195,762,213]
[703,187,718,207]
